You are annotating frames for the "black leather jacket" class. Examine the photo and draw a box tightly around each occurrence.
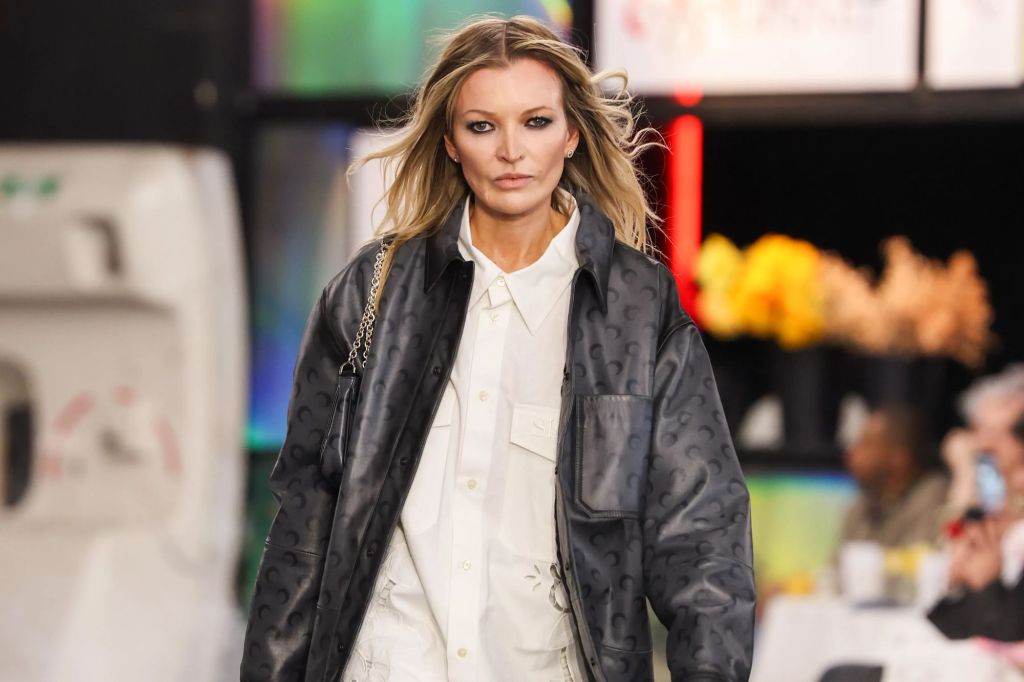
[241,191,755,682]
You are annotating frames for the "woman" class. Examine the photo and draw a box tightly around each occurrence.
[241,15,754,682]
[929,413,1024,642]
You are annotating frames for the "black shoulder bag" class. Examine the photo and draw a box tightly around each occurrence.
[318,240,391,486]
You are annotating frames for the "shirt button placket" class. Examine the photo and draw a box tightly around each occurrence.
[447,277,511,681]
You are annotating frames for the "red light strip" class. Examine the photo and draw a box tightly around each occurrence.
[667,112,704,323]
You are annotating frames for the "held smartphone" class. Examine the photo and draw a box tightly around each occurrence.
[976,452,1006,514]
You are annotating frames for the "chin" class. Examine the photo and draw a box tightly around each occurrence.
[477,185,553,218]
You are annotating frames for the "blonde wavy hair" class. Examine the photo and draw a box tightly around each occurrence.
[348,14,663,283]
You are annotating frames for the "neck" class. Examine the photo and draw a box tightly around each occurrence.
[468,196,569,272]
[870,467,921,506]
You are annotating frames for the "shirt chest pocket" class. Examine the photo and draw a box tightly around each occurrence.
[574,395,653,519]
[498,403,560,561]
[401,383,457,536]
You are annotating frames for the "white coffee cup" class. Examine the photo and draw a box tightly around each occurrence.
[839,541,886,604]
[915,549,951,610]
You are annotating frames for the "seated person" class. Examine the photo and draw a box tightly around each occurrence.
[942,363,1024,517]
[839,404,949,548]
[928,507,1024,641]
[928,413,1024,642]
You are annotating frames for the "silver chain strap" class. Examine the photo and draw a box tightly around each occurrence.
[341,240,391,373]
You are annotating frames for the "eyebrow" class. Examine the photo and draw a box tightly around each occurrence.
[461,106,556,117]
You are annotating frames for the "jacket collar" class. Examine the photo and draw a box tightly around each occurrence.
[423,187,612,314]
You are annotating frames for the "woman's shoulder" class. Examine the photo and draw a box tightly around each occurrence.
[322,235,396,298]
[320,233,426,316]
[609,240,694,332]
[314,238,384,325]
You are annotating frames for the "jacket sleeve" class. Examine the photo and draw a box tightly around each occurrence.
[642,321,756,682]
[240,242,375,681]
[927,578,1024,642]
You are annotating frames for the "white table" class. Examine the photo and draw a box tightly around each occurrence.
[751,595,1024,682]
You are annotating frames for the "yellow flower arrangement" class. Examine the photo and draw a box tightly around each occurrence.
[695,233,993,367]
[697,233,825,349]
[695,234,744,339]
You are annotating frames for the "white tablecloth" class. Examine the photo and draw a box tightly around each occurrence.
[751,595,1024,682]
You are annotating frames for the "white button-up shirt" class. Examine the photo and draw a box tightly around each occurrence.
[340,193,583,682]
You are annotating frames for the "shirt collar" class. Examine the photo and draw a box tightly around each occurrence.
[456,192,580,335]
[424,187,612,315]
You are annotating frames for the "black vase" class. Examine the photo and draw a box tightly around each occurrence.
[768,344,843,452]
[855,353,953,454]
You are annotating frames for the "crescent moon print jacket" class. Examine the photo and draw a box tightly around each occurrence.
[240,190,756,682]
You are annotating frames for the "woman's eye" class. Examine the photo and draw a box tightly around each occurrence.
[465,117,551,133]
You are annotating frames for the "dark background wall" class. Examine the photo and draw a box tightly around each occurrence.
[0,0,247,149]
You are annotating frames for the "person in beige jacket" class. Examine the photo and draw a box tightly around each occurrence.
[839,404,949,548]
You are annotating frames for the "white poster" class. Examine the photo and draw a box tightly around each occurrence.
[595,0,920,95]
[926,0,1024,89]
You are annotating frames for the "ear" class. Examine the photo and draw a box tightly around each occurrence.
[443,133,458,162]
[566,124,580,154]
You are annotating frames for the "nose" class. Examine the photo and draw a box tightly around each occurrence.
[496,128,524,163]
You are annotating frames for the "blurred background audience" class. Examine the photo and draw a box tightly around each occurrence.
[839,404,948,549]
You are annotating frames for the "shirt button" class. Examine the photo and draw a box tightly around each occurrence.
[462,560,472,571]
[496,277,506,287]
[478,390,489,402]
[467,479,478,490]
[489,312,499,322]
[457,648,468,658]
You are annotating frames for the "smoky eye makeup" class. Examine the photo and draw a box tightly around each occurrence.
[464,115,556,134]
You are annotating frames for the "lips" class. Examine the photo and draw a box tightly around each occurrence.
[494,173,532,189]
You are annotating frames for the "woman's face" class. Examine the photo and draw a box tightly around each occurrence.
[973,396,1024,476]
[444,57,579,221]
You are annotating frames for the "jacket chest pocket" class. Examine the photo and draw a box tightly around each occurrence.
[574,395,653,519]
